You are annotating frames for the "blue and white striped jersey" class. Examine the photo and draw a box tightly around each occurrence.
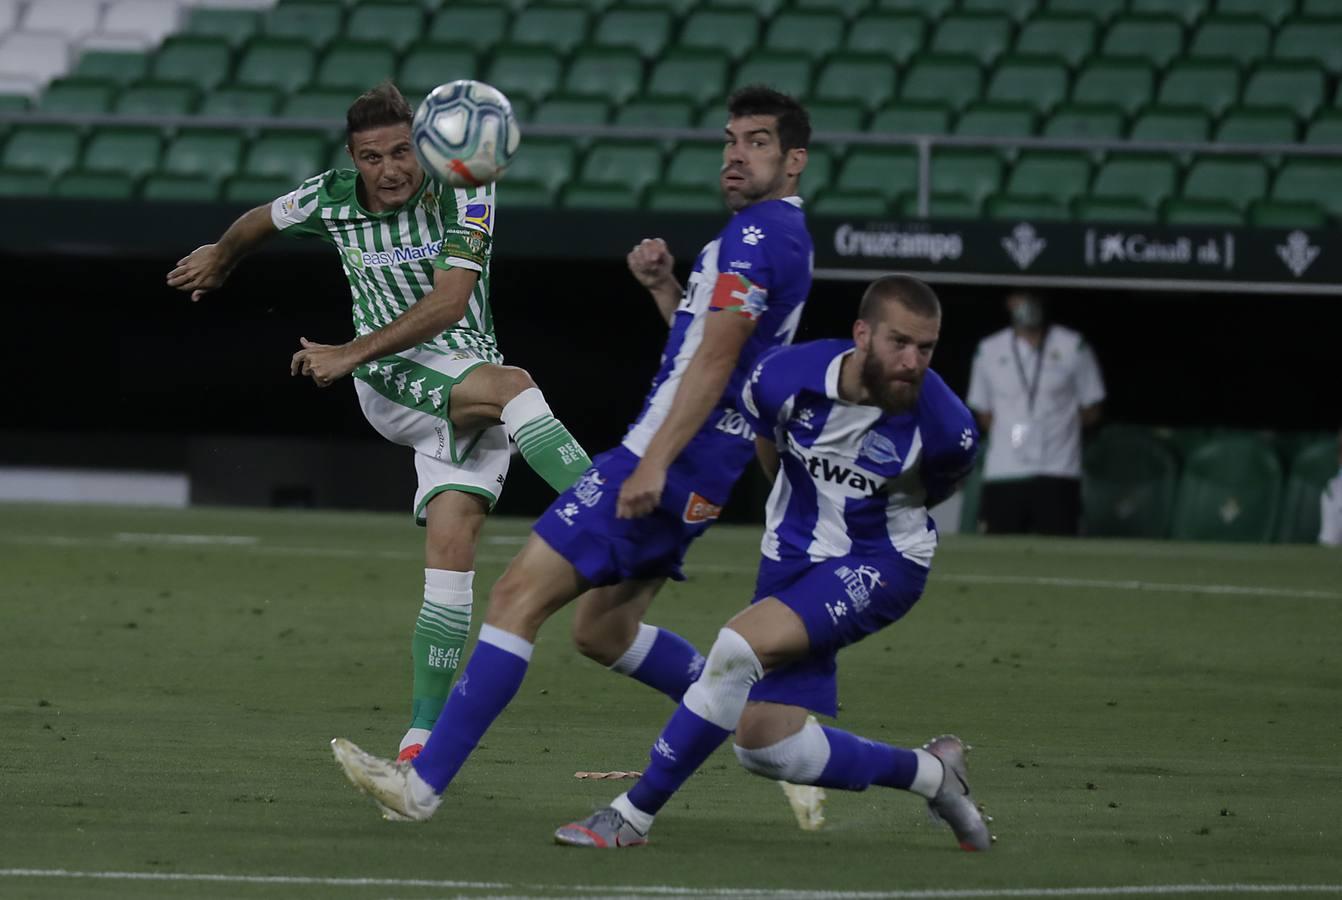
[741,339,980,567]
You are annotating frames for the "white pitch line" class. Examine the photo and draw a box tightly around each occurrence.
[938,573,1342,601]
[114,532,260,546]
[1,871,1340,898]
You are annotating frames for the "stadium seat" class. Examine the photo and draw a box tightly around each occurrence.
[1302,0,1342,13]
[509,5,589,55]
[313,41,396,94]
[22,0,102,41]
[1273,19,1342,75]
[100,0,188,45]
[1130,0,1211,25]
[765,12,845,62]
[504,137,575,193]
[73,50,148,86]
[1043,103,1126,139]
[645,184,725,212]
[1157,62,1241,117]
[531,94,610,126]
[345,2,424,53]
[812,56,898,112]
[1188,15,1271,64]
[183,7,261,48]
[1074,196,1159,223]
[579,140,663,193]
[1072,60,1156,116]
[2,125,81,177]
[141,174,221,202]
[1275,438,1341,543]
[870,101,953,134]
[910,191,982,219]
[561,182,641,209]
[223,174,297,205]
[794,0,876,16]
[199,86,281,119]
[955,101,1037,138]
[263,2,344,49]
[679,10,760,62]
[284,88,359,120]
[115,81,199,115]
[496,179,553,209]
[1015,14,1096,67]
[664,142,723,190]
[931,149,1003,204]
[1006,150,1092,204]
[809,102,867,133]
[163,129,246,180]
[645,50,728,104]
[962,0,1040,21]
[0,168,50,196]
[700,0,782,12]
[55,170,136,200]
[1306,111,1342,144]
[836,146,918,201]
[797,147,833,199]
[1101,15,1187,69]
[40,78,116,115]
[564,48,643,105]
[236,37,317,93]
[932,14,1013,66]
[1082,429,1179,538]
[243,130,329,185]
[152,36,233,91]
[616,98,693,128]
[810,188,890,216]
[985,193,1071,220]
[1217,0,1294,25]
[1214,106,1298,144]
[1092,153,1177,209]
[1171,435,1282,542]
[1129,105,1211,143]
[484,46,562,105]
[1163,197,1243,224]
[82,126,162,179]
[428,6,509,47]
[733,52,813,100]
[875,0,955,16]
[1182,157,1268,211]
[845,13,926,66]
[592,7,673,59]
[986,57,1070,115]
[1248,199,1327,228]
[398,44,478,100]
[1243,64,1326,120]
[902,55,982,112]
[1273,159,1342,221]
[0,32,71,88]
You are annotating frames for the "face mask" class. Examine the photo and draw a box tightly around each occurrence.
[1010,300,1043,329]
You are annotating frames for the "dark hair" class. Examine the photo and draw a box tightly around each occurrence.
[859,275,942,323]
[346,81,413,141]
[726,85,811,151]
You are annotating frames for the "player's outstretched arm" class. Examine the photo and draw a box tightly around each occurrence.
[627,238,683,326]
[291,266,479,387]
[165,204,278,302]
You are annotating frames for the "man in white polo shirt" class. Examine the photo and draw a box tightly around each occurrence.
[967,291,1104,535]
[1320,427,1342,547]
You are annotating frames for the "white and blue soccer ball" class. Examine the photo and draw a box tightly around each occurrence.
[412,80,520,188]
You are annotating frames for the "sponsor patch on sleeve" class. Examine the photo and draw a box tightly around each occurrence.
[708,272,768,320]
[461,201,494,236]
[436,225,491,269]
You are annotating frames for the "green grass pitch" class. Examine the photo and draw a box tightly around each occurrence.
[2,502,1340,898]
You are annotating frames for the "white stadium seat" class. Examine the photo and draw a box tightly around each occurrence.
[0,73,39,98]
[0,31,71,87]
[23,0,104,41]
[100,0,184,45]
[0,1,21,37]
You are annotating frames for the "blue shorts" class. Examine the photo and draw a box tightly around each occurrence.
[532,446,721,587]
[747,552,929,717]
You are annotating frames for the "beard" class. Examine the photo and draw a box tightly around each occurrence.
[861,353,922,414]
[721,166,787,210]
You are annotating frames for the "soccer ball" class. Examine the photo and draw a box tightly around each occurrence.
[411,80,520,188]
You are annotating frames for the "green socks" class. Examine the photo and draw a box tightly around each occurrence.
[410,568,473,731]
[501,387,591,492]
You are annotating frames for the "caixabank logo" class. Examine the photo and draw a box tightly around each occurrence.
[1083,230,1235,271]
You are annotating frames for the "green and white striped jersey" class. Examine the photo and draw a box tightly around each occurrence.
[270,170,502,366]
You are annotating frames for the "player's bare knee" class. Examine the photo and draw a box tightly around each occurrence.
[495,365,537,404]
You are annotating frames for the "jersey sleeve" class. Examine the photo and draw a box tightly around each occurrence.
[433,186,495,274]
[920,378,981,508]
[707,210,779,322]
[1073,337,1106,407]
[739,346,792,440]
[269,173,330,240]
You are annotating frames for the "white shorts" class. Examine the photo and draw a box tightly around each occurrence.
[353,350,511,523]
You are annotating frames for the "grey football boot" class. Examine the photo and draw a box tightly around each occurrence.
[554,807,649,848]
[923,734,994,851]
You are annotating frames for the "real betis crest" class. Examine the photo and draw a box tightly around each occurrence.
[421,190,438,213]
[342,245,365,271]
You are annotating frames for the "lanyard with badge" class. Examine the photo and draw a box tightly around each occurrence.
[1008,328,1048,456]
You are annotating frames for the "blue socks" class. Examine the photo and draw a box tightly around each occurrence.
[626,704,731,816]
[629,628,703,701]
[815,726,918,791]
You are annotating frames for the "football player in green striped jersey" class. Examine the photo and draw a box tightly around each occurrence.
[166,82,591,761]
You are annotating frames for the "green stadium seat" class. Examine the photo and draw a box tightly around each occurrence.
[1215,106,1298,144]
[163,130,246,179]
[1101,15,1187,69]
[870,101,953,134]
[223,174,297,205]
[1171,435,1282,542]
[506,137,576,193]
[0,95,31,113]
[875,0,954,15]
[986,56,1070,114]
[1163,197,1244,224]
[1275,438,1341,543]
[315,41,397,93]
[1243,64,1326,120]
[284,88,358,120]
[1188,15,1270,64]
[592,7,674,59]
[812,56,898,112]
[932,14,1013,66]
[82,126,162,179]
[1306,111,1342,144]
[811,188,890,216]
[906,192,982,219]
[199,87,282,119]
[764,12,845,62]
[1129,105,1211,142]
[836,147,918,201]
[644,184,723,212]
[1073,197,1161,222]
[579,140,663,192]
[263,2,344,48]
[1248,198,1327,227]
[794,0,876,16]
[1006,150,1092,204]
[1092,154,1178,209]
[54,171,136,200]
[733,52,814,100]
[236,38,317,93]
[798,147,833,200]
[1183,156,1268,210]
[955,101,1037,137]
[428,6,509,46]
[72,50,148,86]
[345,2,425,53]
[1216,0,1295,26]
[646,50,728,104]
[1273,19,1342,75]
[151,36,232,92]
[510,5,589,55]
[141,174,221,202]
[1158,62,1240,117]
[564,48,643,105]
[243,130,330,185]
[496,179,553,209]
[530,94,610,126]
[0,169,51,197]
[1273,159,1342,220]
[1302,0,1342,13]
[327,139,353,173]
[961,0,1040,22]
[1130,0,1211,24]
[40,78,115,115]
[931,149,1003,204]
[680,11,760,62]
[398,44,479,100]
[115,81,199,116]
[2,126,81,177]
[1072,60,1155,116]
[184,7,261,48]
[845,14,926,66]
[1043,103,1126,139]
[561,182,641,209]
[1045,0,1125,20]
[1082,430,1179,538]
[902,55,983,112]
[1015,15,1096,67]
[616,98,694,128]
[984,193,1071,220]
[809,102,868,133]
[681,0,751,12]
[665,142,723,189]
[484,46,563,105]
